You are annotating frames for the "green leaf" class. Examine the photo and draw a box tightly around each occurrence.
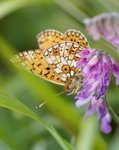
[76,117,98,150]
[94,136,108,150]
[94,39,119,62]
[0,140,12,150]
[54,0,88,23]
[0,0,53,20]
[0,90,73,150]
[75,117,108,150]
[109,129,119,150]
[0,35,80,135]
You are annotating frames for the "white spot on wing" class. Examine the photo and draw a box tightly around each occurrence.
[54,67,62,74]
[45,57,53,64]
[70,70,74,76]
[66,42,72,47]
[47,47,52,52]
[44,51,48,56]
[53,45,58,49]
[61,57,67,64]
[73,43,78,48]
[70,60,76,67]
[60,43,65,48]
[28,51,34,59]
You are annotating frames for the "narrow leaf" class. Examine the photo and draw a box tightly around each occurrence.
[0,90,73,150]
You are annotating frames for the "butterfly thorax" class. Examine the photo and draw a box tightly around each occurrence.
[65,75,83,95]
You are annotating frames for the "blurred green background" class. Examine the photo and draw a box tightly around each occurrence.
[0,0,119,150]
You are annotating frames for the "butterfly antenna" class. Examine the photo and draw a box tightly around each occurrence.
[36,102,46,109]
[36,91,65,109]
[56,90,65,96]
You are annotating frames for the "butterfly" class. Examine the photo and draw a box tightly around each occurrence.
[11,29,90,95]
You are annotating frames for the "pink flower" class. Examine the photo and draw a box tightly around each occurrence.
[75,49,119,134]
[83,12,119,52]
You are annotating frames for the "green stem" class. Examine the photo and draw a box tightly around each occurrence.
[106,100,119,124]
[54,0,88,24]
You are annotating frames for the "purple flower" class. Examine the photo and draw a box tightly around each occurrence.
[83,12,119,52]
[75,49,119,134]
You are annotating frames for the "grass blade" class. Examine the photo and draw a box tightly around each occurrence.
[0,90,73,150]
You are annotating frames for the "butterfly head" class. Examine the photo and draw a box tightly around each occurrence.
[65,75,83,95]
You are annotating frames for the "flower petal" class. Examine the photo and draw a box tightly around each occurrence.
[100,113,112,134]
